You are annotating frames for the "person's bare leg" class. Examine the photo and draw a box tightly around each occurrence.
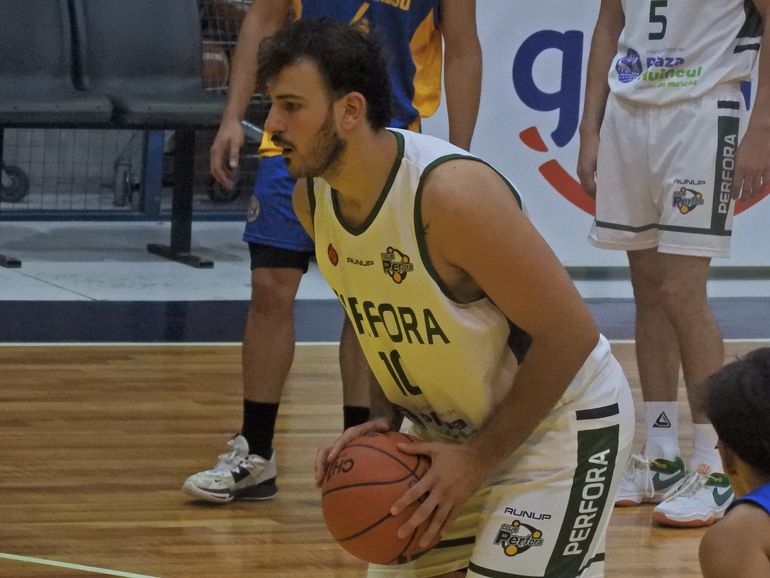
[628,249,682,404]
[647,253,723,425]
[242,266,303,402]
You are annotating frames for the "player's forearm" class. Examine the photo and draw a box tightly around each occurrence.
[444,41,482,150]
[745,3,770,132]
[368,379,402,431]
[222,3,288,124]
[579,4,623,136]
[467,327,599,473]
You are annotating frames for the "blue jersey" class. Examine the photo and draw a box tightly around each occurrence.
[260,0,442,156]
[295,0,442,128]
[729,480,770,515]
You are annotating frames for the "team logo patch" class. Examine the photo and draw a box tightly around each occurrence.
[494,519,545,557]
[246,196,260,222]
[381,246,414,284]
[615,48,643,83]
[328,243,339,266]
[673,187,704,214]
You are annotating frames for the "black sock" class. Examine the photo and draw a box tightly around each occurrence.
[343,405,370,430]
[241,400,279,460]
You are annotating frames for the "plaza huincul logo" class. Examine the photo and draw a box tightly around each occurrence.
[381,246,414,284]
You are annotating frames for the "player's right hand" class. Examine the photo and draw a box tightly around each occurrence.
[210,118,245,190]
[314,418,392,487]
[577,132,600,198]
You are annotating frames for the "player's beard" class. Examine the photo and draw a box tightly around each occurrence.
[284,106,346,179]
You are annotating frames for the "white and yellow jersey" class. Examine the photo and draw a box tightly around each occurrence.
[310,129,528,442]
[609,0,762,104]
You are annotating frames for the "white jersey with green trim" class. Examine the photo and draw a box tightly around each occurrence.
[310,129,525,443]
[608,0,762,104]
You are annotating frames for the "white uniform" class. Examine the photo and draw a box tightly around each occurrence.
[591,0,762,256]
[311,129,634,578]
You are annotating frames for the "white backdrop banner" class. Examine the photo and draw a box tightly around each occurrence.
[423,0,770,267]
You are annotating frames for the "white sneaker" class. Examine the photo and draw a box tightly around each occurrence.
[652,465,733,527]
[614,453,687,506]
[182,435,278,503]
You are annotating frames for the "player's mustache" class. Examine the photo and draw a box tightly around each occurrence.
[271,134,294,149]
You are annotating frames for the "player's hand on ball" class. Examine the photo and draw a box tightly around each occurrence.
[314,417,391,487]
[391,441,492,548]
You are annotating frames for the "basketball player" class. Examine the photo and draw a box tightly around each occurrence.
[260,18,634,577]
[577,0,770,527]
[699,348,770,577]
[183,0,481,503]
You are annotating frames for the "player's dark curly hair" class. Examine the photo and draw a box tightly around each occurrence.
[705,347,770,476]
[256,17,392,130]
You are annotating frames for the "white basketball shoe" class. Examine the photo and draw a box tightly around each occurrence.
[182,434,278,503]
[652,464,734,527]
[614,453,687,506]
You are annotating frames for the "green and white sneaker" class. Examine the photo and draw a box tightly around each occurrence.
[653,465,733,527]
[182,435,277,503]
[614,453,687,506]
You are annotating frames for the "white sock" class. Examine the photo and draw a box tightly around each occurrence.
[691,423,722,472]
[643,401,679,460]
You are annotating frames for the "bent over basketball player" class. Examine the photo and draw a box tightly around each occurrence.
[260,19,635,578]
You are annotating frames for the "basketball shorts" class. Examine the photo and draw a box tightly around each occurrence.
[367,335,635,578]
[590,84,746,258]
[242,154,315,254]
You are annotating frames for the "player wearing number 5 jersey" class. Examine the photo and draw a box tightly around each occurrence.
[258,19,634,577]
[578,0,770,528]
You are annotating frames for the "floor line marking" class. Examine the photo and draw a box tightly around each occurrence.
[0,553,158,578]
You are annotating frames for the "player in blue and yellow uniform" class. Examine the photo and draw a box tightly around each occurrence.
[700,348,770,577]
[184,0,481,504]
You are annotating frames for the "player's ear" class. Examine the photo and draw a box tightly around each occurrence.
[338,92,366,130]
[717,442,738,477]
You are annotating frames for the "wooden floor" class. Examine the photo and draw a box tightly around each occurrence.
[1,341,765,578]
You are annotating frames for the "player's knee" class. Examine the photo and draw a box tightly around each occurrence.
[250,271,300,313]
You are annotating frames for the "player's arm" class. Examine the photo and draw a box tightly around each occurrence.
[700,506,770,577]
[393,160,599,545]
[734,0,770,198]
[577,0,624,197]
[210,0,291,188]
[291,178,315,240]
[439,0,481,151]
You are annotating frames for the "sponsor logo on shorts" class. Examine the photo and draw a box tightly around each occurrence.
[381,247,414,284]
[494,519,545,557]
[504,507,552,521]
[327,244,339,267]
[673,187,704,214]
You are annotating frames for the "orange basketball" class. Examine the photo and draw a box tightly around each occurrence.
[320,431,436,565]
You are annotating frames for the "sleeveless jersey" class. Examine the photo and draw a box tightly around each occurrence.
[728,480,770,515]
[310,129,526,443]
[608,0,762,104]
[260,0,442,156]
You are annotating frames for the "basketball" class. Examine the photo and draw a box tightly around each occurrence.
[320,431,436,565]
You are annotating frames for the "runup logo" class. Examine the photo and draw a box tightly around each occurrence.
[494,519,544,557]
[381,246,414,284]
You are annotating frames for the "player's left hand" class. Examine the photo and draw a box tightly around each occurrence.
[732,125,770,199]
[391,440,493,549]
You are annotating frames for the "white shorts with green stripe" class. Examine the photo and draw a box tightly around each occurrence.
[367,335,635,578]
[590,84,746,258]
